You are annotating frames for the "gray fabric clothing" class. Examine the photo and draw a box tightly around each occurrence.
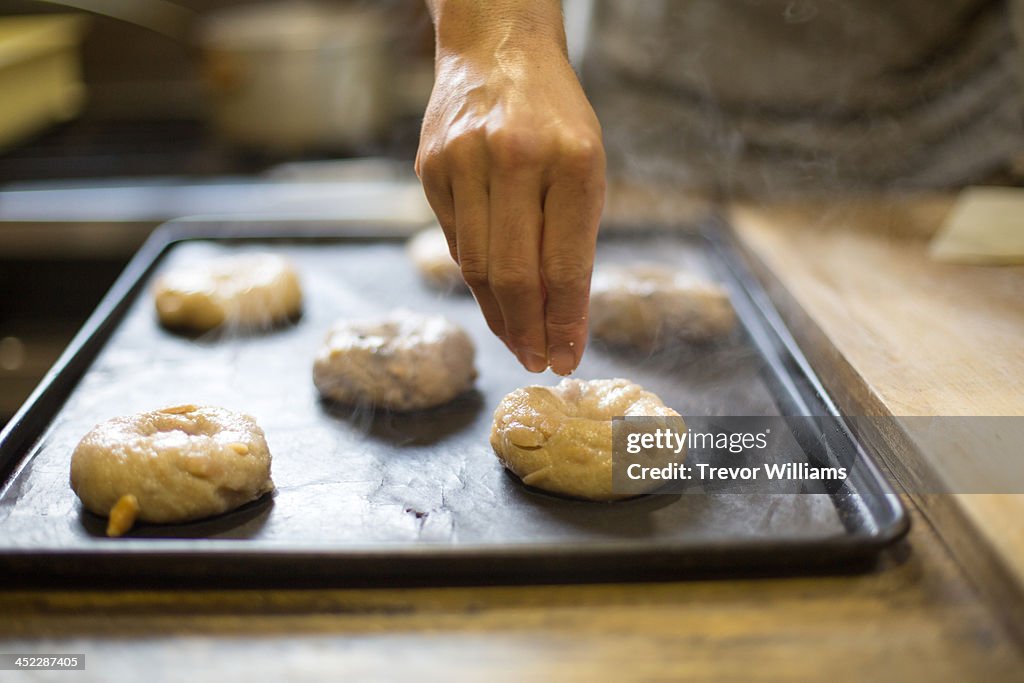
[582,0,1024,197]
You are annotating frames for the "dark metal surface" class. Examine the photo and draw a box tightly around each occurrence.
[0,219,908,585]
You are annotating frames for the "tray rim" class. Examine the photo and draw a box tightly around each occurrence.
[0,216,910,583]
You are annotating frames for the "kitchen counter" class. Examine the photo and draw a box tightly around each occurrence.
[730,197,1024,643]
[0,499,1020,681]
[2,193,1023,680]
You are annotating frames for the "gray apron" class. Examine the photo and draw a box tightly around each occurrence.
[582,0,1024,197]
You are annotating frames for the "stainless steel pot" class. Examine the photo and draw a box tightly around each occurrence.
[197,1,396,153]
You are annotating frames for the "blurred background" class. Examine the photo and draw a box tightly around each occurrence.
[0,0,601,424]
[0,0,462,423]
[2,0,1022,424]
[0,1,438,172]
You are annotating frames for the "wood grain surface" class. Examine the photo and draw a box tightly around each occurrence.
[0,499,1021,682]
[730,197,1024,642]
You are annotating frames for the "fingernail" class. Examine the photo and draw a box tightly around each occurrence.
[517,349,548,373]
[548,344,577,376]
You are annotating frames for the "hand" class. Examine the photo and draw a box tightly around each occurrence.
[415,16,605,376]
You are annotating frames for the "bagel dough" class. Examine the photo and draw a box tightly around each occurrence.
[154,253,302,332]
[407,226,467,292]
[313,309,477,411]
[70,404,274,536]
[589,264,736,350]
[490,378,683,501]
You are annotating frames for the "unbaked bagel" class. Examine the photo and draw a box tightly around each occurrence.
[70,404,274,536]
[589,264,735,351]
[153,252,302,333]
[406,226,467,292]
[313,309,477,411]
[490,378,683,501]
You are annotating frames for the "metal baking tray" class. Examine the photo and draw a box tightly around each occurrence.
[0,217,908,585]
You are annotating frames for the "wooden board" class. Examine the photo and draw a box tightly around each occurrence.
[0,499,1021,682]
[931,186,1024,265]
[729,197,1024,640]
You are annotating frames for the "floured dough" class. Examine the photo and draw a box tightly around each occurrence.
[313,309,477,411]
[490,378,683,501]
[70,404,274,536]
[154,252,302,332]
[589,263,736,350]
[407,226,467,292]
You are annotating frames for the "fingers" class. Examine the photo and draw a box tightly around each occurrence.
[418,93,603,376]
[451,174,507,342]
[541,143,605,376]
[488,162,547,372]
[416,153,459,260]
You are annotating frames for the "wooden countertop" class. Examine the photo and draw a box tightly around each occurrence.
[729,197,1024,642]
[1,497,1021,682]
[3,195,1023,681]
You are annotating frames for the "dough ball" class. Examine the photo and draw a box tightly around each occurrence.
[490,378,683,501]
[70,404,274,536]
[406,226,467,292]
[313,309,477,411]
[154,253,302,333]
[589,264,736,351]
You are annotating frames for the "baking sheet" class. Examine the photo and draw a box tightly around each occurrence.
[0,223,907,582]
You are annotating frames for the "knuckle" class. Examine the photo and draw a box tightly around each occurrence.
[544,298,590,347]
[542,257,591,288]
[459,259,489,289]
[438,231,458,260]
[416,150,445,180]
[443,130,483,160]
[504,332,535,350]
[489,260,538,294]
[503,321,542,346]
[545,315,584,342]
[558,133,604,176]
[487,129,544,169]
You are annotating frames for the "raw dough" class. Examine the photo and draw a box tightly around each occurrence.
[589,263,736,350]
[70,404,274,536]
[313,309,477,411]
[490,378,683,501]
[153,252,302,332]
[407,226,467,292]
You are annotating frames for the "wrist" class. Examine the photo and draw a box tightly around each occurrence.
[428,0,568,63]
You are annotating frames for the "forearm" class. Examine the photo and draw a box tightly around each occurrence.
[425,0,568,60]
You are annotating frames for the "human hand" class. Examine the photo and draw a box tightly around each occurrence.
[415,5,605,375]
